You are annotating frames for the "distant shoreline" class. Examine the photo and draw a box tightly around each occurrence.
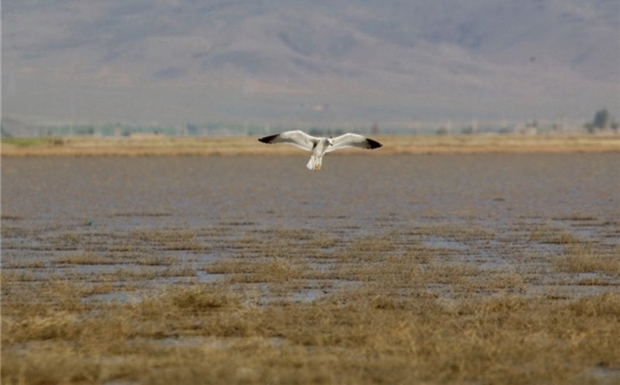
[2,134,619,156]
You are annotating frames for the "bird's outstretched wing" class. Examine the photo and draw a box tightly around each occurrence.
[258,130,318,151]
[325,133,382,153]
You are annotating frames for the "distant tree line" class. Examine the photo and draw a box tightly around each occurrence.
[585,109,618,133]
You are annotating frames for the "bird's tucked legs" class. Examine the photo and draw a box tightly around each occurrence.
[306,156,323,171]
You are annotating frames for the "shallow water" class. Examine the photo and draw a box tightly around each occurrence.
[3,154,619,221]
[2,154,619,300]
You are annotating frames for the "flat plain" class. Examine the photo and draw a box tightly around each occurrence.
[2,137,620,384]
[2,134,619,156]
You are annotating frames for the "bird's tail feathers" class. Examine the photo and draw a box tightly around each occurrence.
[306,156,316,170]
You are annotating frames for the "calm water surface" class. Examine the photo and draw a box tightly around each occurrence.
[3,154,618,225]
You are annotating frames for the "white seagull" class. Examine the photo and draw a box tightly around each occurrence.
[258,130,382,171]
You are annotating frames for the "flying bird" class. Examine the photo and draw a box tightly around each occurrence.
[258,130,382,170]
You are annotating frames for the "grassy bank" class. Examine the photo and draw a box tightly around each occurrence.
[2,134,619,156]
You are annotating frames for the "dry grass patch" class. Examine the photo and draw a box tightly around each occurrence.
[162,285,243,313]
[3,277,620,384]
[552,213,599,221]
[347,235,398,255]
[81,283,119,296]
[3,134,619,156]
[52,252,121,265]
[482,269,527,291]
[47,231,96,251]
[554,246,620,277]
[430,261,480,278]
[274,228,315,241]
[207,257,307,284]
[1,214,23,220]
[135,255,181,266]
[313,234,340,249]
[412,224,495,241]
[2,259,46,269]
[3,218,620,384]
[528,224,584,244]
[131,228,203,251]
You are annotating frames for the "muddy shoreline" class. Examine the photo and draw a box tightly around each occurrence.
[2,134,619,156]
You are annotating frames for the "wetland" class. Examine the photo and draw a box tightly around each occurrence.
[2,151,620,384]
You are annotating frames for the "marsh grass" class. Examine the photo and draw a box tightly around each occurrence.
[52,252,121,265]
[552,214,599,221]
[3,279,620,385]
[3,221,620,384]
[554,246,620,277]
[528,224,585,244]
[411,224,495,241]
[3,259,46,269]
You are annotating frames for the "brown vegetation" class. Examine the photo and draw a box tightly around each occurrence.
[3,153,618,384]
[3,220,620,384]
[2,134,619,156]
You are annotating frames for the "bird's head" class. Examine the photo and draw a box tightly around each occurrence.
[326,137,334,146]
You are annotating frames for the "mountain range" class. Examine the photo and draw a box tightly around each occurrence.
[2,0,619,127]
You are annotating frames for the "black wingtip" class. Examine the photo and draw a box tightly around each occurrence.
[366,138,382,149]
[258,134,279,144]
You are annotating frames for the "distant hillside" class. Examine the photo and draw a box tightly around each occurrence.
[1,117,38,137]
[2,0,618,125]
